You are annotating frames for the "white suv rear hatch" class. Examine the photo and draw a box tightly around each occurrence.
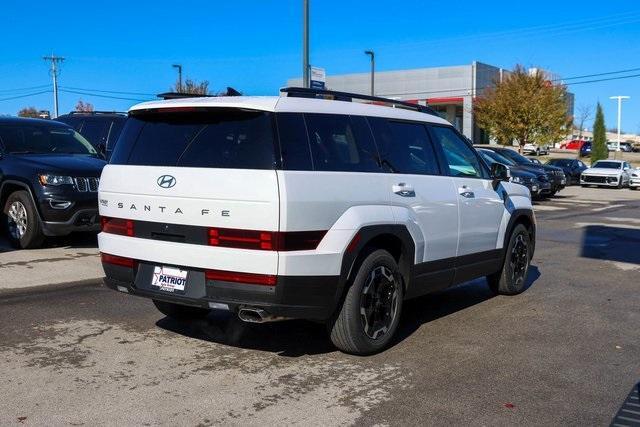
[98,106,280,275]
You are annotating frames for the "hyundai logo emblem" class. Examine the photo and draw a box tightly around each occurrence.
[157,175,176,189]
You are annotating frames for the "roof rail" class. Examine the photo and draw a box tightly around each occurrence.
[280,87,437,115]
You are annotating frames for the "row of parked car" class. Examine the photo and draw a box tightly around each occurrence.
[0,110,636,249]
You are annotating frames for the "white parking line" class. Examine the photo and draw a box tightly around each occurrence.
[592,204,626,212]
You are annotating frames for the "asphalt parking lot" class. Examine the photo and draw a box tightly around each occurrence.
[0,186,639,425]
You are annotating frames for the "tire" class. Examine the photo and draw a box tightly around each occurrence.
[2,190,45,249]
[536,148,540,156]
[487,224,532,295]
[152,299,210,320]
[547,190,557,197]
[329,249,404,355]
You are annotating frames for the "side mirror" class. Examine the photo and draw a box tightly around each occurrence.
[491,162,511,182]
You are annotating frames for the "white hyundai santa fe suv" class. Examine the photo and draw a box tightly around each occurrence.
[98,88,536,355]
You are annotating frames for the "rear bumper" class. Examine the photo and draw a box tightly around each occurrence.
[103,261,341,320]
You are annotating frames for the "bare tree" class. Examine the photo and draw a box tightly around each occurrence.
[75,99,94,112]
[172,78,210,95]
[574,104,593,140]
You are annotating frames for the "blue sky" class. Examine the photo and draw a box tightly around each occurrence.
[2,0,640,132]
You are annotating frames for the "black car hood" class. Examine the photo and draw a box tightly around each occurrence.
[513,163,562,175]
[7,154,106,176]
[509,166,537,178]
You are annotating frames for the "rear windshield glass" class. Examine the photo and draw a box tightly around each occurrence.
[0,125,97,156]
[110,110,276,169]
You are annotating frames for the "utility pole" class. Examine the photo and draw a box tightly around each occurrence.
[609,95,630,156]
[302,0,309,88]
[172,64,183,92]
[43,54,64,118]
[364,50,375,96]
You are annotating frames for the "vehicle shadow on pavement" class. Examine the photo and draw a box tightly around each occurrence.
[156,266,541,357]
[581,225,640,265]
[156,314,335,357]
[394,265,541,346]
[0,232,97,253]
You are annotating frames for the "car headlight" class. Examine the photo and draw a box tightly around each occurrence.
[511,176,523,184]
[38,174,74,186]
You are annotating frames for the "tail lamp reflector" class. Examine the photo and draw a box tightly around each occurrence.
[101,217,134,237]
[101,253,136,268]
[205,269,276,286]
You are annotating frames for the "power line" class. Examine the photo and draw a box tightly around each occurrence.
[58,88,151,102]
[59,86,157,97]
[0,90,52,102]
[552,67,640,82]
[376,69,640,98]
[0,84,52,93]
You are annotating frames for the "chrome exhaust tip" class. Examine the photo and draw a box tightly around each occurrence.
[238,307,287,323]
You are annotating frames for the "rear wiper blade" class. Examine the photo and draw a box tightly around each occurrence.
[9,151,39,154]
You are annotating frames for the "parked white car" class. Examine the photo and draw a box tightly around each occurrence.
[522,143,549,156]
[630,167,640,190]
[580,160,632,188]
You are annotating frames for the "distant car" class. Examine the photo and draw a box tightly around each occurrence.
[55,111,126,160]
[560,140,586,150]
[0,117,106,248]
[546,158,588,185]
[477,145,566,196]
[522,143,549,156]
[580,160,632,188]
[477,149,546,198]
[580,141,592,157]
[629,167,640,190]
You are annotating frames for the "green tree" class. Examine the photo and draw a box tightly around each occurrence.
[474,65,572,152]
[591,103,608,163]
[17,107,40,118]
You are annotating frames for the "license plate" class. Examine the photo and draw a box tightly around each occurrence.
[561,179,566,185]
[151,266,188,293]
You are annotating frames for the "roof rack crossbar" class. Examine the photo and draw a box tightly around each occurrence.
[280,87,437,115]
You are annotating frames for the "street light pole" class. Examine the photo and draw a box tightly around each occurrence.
[364,50,375,96]
[173,64,183,92]
[302,0,310,88]
[609,95,630,154]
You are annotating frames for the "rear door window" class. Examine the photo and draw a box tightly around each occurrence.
[367,117,439,175]
[303,113,380,172]
[111,110,276,169]
[276,113,313,170]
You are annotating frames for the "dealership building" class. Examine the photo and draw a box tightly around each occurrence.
[288,61,574,144]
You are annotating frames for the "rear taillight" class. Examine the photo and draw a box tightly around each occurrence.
[204,269,277,286]
[207,228,326,251]
[101,217,134,237]
[101,253,137,268]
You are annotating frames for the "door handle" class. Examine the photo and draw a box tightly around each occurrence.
[458,186,475,198]
[392,183,415,197]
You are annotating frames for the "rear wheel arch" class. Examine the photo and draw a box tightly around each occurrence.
[336,225,416,306]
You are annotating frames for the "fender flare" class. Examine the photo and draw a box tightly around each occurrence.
[330,224,416,316]
[0,179,43,220]
[503,209,536,259]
